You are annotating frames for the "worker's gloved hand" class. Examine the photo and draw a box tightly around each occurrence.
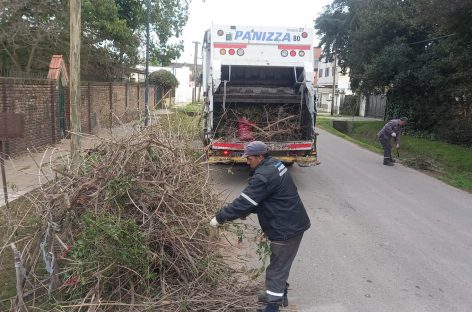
[391,132,397,138]
[396,143,400,149]
[210,217,220,227]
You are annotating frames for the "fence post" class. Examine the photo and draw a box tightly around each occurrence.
[109,83,113,129]
[88,83,92,133]
[50,83,56,144]
[2,83,10,155]
[1,141,9,210]
[153,85,157,108]
[137,83,140,111]
[125,82,129,121]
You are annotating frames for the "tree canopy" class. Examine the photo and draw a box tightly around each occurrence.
[149,69,179,89]
[315,0,472,145]
[0,0,189,79]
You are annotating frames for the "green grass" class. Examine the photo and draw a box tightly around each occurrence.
[174,102,203,115]
[316,116,472,192]
[316,117,382,153]
[0,194,41,310]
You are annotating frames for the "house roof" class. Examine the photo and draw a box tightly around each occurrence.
[47,55,69,86]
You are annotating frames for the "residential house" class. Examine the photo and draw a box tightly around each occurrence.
[313,50,352,114]
[131,63,202,106]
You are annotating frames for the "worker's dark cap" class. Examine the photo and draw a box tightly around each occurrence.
[400,117,408,122]
[242,141,268,157]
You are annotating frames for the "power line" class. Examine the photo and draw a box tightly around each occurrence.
[144,0,151,127]
[409,33,456,45]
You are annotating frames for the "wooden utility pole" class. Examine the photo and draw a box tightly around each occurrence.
[192,41,199,103]
[70,0,82,168]
[144,0,151,126]
[330,54,336,116]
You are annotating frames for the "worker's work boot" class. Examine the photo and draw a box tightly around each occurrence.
[256,303,280,312]
[383,158,394,166]
[257,283,289,307]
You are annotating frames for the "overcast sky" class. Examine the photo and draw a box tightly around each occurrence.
[177,0,333,63]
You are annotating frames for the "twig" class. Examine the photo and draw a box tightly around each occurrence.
[11,243,27,312]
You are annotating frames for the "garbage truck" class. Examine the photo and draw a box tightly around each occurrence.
[201,25,319,166]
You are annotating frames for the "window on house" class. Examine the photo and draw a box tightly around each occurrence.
[325,67,330,77]
[319,69,323,77]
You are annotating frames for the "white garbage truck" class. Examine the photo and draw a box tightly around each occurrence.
[201,25,319,166]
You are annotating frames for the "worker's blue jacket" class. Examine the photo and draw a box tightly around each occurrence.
[377,119,403,143]
[215,156,310,241]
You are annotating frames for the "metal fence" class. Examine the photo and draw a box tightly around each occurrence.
[0,69,48,79]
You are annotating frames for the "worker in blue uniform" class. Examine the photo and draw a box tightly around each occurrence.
[210,141,310,312]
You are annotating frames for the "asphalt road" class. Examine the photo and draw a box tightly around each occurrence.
[210,128,472,312]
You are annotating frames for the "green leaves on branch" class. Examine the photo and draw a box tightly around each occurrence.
[0,0,190,76]
[315,0,472,145]
[150,69,179,89]
[69,213,152,298]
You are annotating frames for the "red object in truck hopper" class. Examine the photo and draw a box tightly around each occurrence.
[237,118,255,141]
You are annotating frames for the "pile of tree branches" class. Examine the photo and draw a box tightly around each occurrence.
[215,104,302,141]
[1,119,259,311]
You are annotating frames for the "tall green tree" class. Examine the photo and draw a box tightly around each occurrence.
[0,0,67,72]
[315,0,472,145]
[0,0,189,78]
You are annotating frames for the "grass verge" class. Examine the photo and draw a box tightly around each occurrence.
[316,116,472,192]
[0,192,42,310]
[173,102,203,116]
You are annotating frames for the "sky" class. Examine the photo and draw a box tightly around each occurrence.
[177,0,333,63]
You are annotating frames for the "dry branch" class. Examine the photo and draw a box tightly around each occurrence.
[1,117,259,311]
[216,104,303,141]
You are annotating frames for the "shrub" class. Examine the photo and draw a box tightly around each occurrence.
[149,70,179,89]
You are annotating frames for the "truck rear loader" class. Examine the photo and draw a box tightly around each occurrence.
[201,25,319,166]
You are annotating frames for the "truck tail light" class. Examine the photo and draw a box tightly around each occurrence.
[222,150,230,156]
[290,50,296,57]
[299,50,305,57]
[301,32,308,38]
[281,50,288,57]
[237,48,244,56]
[220,49,226,55]
[229,49,235,55]
[287,143,312,149]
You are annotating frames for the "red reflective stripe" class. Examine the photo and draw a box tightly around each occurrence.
[277,44,311,50]
[212,142,245,149]
[287,143,312,149]
[214,43,247,49]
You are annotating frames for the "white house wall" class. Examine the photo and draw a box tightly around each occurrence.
[172,67,193,105]
[315,58,353,113]
[134,65,197,106]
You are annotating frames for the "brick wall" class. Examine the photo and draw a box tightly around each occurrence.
[1,78,61,154]
[0,77,157,155]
